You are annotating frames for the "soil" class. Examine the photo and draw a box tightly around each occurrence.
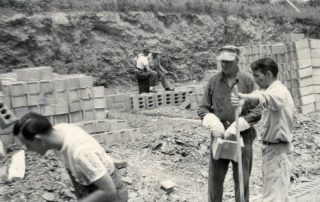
[1,84,320,202]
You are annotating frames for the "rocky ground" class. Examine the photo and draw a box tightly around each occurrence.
[1,85,320,202]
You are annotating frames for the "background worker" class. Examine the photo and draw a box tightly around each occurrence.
[13,112,128,202]
[135,48,158,93]
[197,45,261,202]
[147,49,174,91]
[230,58,294,202]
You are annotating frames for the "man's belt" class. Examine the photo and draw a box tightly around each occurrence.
[262,141,288,146]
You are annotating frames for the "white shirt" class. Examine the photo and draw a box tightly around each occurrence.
[54,123,115,186]
[136,53,149,69]
[256,80,295,143]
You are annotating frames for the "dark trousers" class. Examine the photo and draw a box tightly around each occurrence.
[148,69,158,87]
[208,128,255,202]
[136,70,150,94]
[155,69,170,89]
[68,169,128,202]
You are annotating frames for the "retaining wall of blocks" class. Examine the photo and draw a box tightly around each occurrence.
[0,67,141,146]
[215,36,320,114]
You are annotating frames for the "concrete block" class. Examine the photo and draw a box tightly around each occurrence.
[80,88,93,99]
[27,94,40,106]
[69,111,82,123]
[297,103,315,114]
[294,94,315,106]
[8,150,25,181]
[315,101,320,111]
[72,122,85,130]
[13,107,28,119]
[164,92,173,106]
[292,48,311,60]
[95,120,109,133]
[294,76,314,88]
[83,110,95,121]
[11,95,27,108]
[39,80,53,94]
[117,120,127,130]
[25,81,40,94]
[28,106,40,114]
[4,97,11,108]
[0,123,14,135]
[313,67,320,76]
[65,76,79,90]
[130,95,145,110]
[313,58,320,67]
[127,129,134,142]
[278,63,286,73]
[67,89,80,101]
[292,86,314,97]
[212,137,244,162]
[105,95,114,104]
[295,66,313,78]
[310,39,320,49]
[143,93,156,109]
[132,128,141,140]
[15,68,40,81]
[117,130,130,143]
[52,78,66,92]
[83,121,96,134]
[314,85,320,93]
[296,57,313,69]
[54,102,69,115]
[68,100,82,112]
[155,92,164,108]
[39,93,55,105]
[94,97,106,109]
[54,91,68,103]
[54,114,69,125]
[94,109,106,120]
[160,180,176,190]
[10,82,26,96]
[0,103,17,129]
[107,120,118,132]
[91,134,103,144]
[0,134,14,145]
[2,82,11,96]
[314,75,320,85]
[173,92,182,106]
[294,38,310,50]
[102,131,118,145]
[314,94,320,102]
[311,49,320,58]
[271,43,285,54]
[92,86,105,98]
[81,99,94,110]
[78,76,93,88]
[114,95,127,102]
[38,66,53,80]
[40,104,55,116]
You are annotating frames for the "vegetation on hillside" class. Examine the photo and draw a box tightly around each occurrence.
[0,0,320,22]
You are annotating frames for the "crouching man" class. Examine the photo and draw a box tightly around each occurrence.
[13,112,128,202]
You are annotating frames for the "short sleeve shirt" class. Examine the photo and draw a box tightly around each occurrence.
[54,123,115,186]
[136,53,149,69]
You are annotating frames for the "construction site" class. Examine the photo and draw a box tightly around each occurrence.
[1,0,320,201]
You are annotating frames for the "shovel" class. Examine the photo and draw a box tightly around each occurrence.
[234,85,245,202]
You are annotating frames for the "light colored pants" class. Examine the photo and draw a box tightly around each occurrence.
[262,143,293,202]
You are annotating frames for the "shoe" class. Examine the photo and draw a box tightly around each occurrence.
[165,87,175,91]
[149,89,157,93]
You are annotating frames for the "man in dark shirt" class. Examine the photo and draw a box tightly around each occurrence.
[197,46,261,202]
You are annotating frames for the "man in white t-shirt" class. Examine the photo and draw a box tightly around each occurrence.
[13,112,128,202]
[135,48,158,93]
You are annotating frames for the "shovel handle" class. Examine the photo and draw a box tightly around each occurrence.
[233,85,245,202]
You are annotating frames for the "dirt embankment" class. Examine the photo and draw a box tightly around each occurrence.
[1,11,320,87]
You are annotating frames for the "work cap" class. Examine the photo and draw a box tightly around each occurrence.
[150,49,161,54]
[218,45,240,61]
[142,48,150,53]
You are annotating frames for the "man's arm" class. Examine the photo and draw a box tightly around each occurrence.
[197,77,214,120]
[240,81,261,124]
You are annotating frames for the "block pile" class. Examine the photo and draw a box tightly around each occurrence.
[0,67,140,145]
[221,38,320,114]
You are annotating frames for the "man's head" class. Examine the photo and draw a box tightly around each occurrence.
[142,48,150,56]
[218,45,240,75]
[13,112,53,155]
[150,49,161,58]
[250,58,278,89]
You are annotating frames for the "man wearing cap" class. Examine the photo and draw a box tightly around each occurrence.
[197,45,261,202]
[230,58,294,202]
[135,48,158,93]
[147,49,174,91]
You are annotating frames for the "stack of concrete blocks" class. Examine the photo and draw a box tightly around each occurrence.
[105,94,131,111]
[129,88,194,111]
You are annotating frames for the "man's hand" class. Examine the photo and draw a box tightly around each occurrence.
[223,130,237,141]
[231,92,245,113]
[211,130,224,138]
